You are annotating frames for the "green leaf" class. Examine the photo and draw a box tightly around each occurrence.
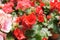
[39,28,52,37]
[42,0,50,6]
[58,28,60,34]
[42,16,48,26]
[33,24,39,30]
[51,11,57,17]
[44,16,48,23]
[11,12,17,17]
[48,17,59,33]
[2,0,9,3]
[57,36,60,40]
[7,37,14,40]
[53,24,59,33]
[28,38,36,40]
[48,23,54,29]
[35,1,40,6]
[43,6,50,15]
[7,32,14,40]
[35,34,42,40]
[25,7,35,14]
[25,8,32,14]
[33,24,42,33]
[25,30,34,37]
[47,19,54,29]
[18,10,24,16]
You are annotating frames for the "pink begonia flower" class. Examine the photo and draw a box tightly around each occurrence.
[0,10,12,33]
[0,35,3,40]
[16,0,31,10]
[0,31,6,40]
[2,2,14,13]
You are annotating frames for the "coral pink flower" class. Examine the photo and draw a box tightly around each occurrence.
[2,2,14,13]
[9,0,15,3]
[0,10,12,33]
[16,0,31,10]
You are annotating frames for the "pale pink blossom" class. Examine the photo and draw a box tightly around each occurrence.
[0,10,12,33]
[0,31,6,40]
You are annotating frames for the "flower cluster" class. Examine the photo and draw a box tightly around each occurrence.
[2,2,14,13]
[0,0,60,40]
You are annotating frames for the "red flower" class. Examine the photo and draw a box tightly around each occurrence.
[30,0,36,6]
[30,1,35,6]
[38,14,44,22]
[50,0,58,3]
[39,0,42,2]
[2,2,14,13]
[47,15,51,20]
[13,28,25,40]
[26,13,36,25]
[50,0,58,10]
[50,1,56,10]
[42,37,47,40]
[50,0,60,12]
[23,13,36,25]
[56,2,60,11]
[36,6,43,15]
[15,17,21,23]
[54,0,58,2]
[22,13,36,30]
[40,2,45,7]
[36,6,44,22]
